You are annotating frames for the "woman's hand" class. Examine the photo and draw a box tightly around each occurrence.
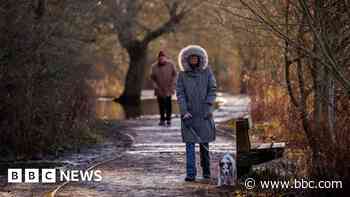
[183,112,192,120]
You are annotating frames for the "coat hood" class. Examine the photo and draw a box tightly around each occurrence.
[178,45,208,71]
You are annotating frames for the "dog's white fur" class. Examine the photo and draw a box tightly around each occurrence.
[218,153,237,186]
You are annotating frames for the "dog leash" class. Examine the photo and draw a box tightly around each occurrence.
[183,121,215,160]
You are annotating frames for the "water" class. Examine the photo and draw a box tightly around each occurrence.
[95,90,224,120]
[96,97,181,120]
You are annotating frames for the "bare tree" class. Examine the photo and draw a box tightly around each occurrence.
[237,0,350,187]
[99,0,199,104]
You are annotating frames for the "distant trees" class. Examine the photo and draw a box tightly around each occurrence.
[208,0,281,94]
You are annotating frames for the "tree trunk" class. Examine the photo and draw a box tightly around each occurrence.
[116,43,148,105]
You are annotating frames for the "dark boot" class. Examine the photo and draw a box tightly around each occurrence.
[158,120,165,126]
[185,177,195,182]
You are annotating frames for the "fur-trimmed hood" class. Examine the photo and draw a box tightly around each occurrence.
[178,45,209,71]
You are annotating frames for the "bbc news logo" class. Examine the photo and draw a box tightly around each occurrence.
[8,169,102,183]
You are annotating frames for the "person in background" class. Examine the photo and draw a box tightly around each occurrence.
[176,45,217,182]
[150,51,177,126]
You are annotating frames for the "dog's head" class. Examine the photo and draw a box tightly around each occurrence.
[218,153,237,186]
[219,156,233,176]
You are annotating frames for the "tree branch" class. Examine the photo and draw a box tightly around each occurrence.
[142,1,189,45]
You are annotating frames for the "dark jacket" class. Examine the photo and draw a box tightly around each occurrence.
[150,60,177,97]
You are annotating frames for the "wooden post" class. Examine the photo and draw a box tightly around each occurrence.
[236,118,251,153]
[236,118,251,177]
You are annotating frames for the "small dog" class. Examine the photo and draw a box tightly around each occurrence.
[218,153,237,186]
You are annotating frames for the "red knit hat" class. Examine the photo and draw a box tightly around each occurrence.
[158,51,166,57]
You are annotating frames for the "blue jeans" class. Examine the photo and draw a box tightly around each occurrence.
[186,143,210,178]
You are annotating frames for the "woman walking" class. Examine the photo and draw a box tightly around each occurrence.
[150,51,177,126]
[176,45,217,181]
